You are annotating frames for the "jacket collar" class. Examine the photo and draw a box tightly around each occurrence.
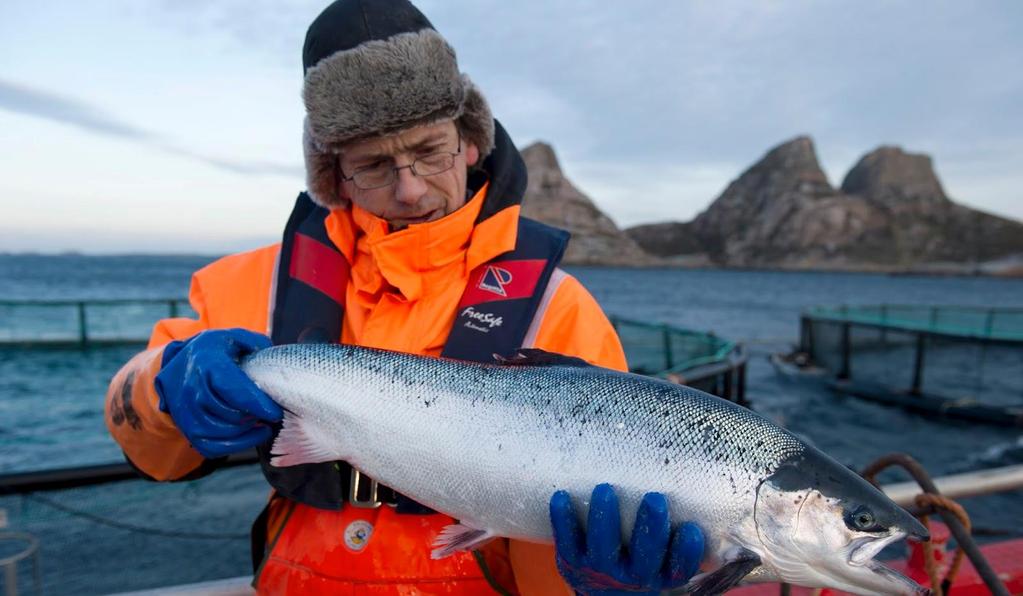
[322,119,526,302]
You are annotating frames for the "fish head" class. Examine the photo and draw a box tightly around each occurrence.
[752,449,930,595]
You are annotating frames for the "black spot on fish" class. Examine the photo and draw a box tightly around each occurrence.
[664,457,670,465]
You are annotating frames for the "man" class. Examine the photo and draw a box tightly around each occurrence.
[105,1,703,593]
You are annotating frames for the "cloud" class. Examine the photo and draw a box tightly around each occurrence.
[0,78,302,178]
[0,79,152,140]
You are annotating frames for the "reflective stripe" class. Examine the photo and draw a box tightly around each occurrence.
[266,249,280,336]
[520,268,568,349]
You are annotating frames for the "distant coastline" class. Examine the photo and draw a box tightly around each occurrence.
[3,251,1021,278]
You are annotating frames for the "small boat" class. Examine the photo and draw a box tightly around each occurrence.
[769,349,827,378]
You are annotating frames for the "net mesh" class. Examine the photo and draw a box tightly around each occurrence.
[611,318,733,375]
[0,466,265,595]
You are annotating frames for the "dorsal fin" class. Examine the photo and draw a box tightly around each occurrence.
[494,349,594,368]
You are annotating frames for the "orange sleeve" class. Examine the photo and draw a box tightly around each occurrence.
[104,346,206,480]
[531,272,627,372]
[104,244,279,481]
[510,271,627,596]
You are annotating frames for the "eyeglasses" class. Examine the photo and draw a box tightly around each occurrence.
[341,136,463,190]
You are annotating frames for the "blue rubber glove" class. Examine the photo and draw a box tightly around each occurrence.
[155,328,282,459]
[550,483,704,596]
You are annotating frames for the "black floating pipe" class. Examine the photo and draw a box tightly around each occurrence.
[0,450,260,494]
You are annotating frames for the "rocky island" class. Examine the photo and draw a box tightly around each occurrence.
[520,137,1023,274]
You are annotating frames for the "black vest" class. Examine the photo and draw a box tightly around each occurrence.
[256,193,568,509]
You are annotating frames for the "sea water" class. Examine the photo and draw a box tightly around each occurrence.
[1,254,1021,594]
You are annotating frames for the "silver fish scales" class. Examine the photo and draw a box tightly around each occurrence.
[243,343,930,595]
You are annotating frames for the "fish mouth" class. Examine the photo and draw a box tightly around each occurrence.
[850,532,930,595]
[867,559,932,595]
[850,531,905,566]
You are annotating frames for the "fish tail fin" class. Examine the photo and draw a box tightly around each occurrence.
[430,524,496,559]
[269,409,340,467]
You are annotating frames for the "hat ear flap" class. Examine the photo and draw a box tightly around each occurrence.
[457,76,495,160]
[303,118,348,209]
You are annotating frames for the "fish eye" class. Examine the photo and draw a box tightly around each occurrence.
[844,506,885,533]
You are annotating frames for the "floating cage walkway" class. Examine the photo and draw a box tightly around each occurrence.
[798,304,1023,427]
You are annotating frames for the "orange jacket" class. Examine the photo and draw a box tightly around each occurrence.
[105,185,626,594]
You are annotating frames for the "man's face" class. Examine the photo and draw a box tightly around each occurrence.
[338,120,480,231]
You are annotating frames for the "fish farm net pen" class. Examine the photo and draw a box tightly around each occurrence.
[797,304,1023,427]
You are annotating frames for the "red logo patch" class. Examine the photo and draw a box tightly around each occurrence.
[458,259,546,308]
[478,265,514,296]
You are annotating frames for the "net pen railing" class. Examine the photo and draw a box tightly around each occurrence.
[807,304,1023,343]
[0,299,193,346]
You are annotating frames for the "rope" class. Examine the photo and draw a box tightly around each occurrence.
[913,493,973,596]
[23,493,249,540]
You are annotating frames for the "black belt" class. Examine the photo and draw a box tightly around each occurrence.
[341,463,436,514]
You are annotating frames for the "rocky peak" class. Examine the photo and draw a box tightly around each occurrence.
[519,141,652,266]
[740,135,834,198]
[688,136,837,261]
[841,146,948,204]
[521,142,562,174]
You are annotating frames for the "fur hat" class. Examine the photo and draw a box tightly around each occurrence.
[301,0,495,209]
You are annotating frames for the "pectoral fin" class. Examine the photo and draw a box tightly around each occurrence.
[430,523,496,559]
[677,548,761,596]
[494,349,593,368]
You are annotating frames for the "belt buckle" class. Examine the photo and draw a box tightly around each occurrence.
[348,468,382,509]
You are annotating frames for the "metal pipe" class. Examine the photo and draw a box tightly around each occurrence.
[76,302,88,346]
[662,325,673,371]
[910,333,926,395]
[838,323,851,380]
[737,363,747,407]
[883,464,1023,506]
[863,453,1011,596]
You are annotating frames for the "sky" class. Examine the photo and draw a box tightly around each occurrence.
[1,1,1021,254]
